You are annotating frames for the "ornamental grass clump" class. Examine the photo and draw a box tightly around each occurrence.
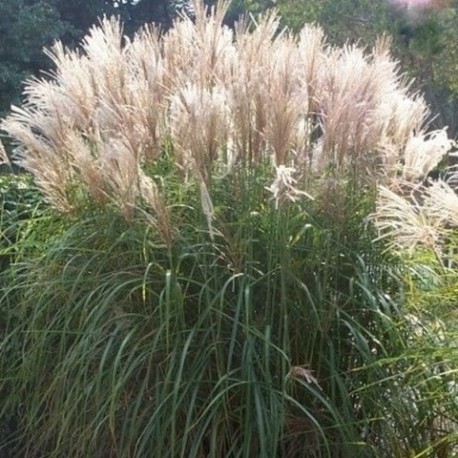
[1,1,457,457]
[2,1,453,219]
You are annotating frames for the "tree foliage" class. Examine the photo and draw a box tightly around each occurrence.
[0,0,198,118]
[0,0,66,117]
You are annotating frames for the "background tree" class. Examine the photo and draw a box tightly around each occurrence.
[0,0,66,118]
[0,0,208,120]
[277,0,393,41]
[407,4,458,133]
[54,0,117,43]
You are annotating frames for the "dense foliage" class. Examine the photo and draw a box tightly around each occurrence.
[0,0,65,117]
[0,0,199,119]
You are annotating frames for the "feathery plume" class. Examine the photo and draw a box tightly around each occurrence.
[266,165,314,209]
[0,140,11,168]
[1,1,454,222]
[374,183,448,253]
[402,129,455,181]
[423,179,458,228]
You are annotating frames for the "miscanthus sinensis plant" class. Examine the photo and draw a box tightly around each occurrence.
[1,1,457,457]
[2,1,455,220]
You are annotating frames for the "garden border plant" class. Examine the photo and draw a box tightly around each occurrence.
[0,1,457,456]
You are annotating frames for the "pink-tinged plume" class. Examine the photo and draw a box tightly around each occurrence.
[388,0,450,21]
[389,0,449,9]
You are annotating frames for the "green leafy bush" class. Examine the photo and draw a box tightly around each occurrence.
[0,173,47,271]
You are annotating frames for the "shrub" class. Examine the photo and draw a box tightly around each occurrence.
[0,173,47,272]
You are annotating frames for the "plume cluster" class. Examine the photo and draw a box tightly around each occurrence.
[1,0,455,242]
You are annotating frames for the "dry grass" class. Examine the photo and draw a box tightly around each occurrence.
[374,182,447,253]
[1,0,456,239]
